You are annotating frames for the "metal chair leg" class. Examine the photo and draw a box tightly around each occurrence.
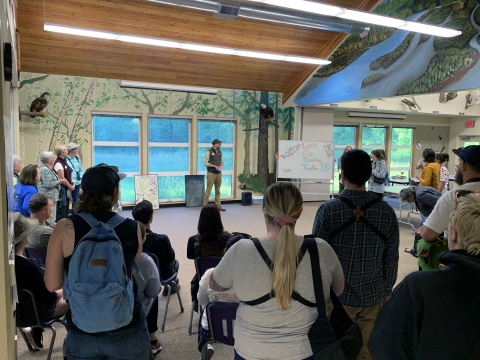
[18,327,34,351]
[46,325,56,360]
[172,281,184,313]
[160,284,171,333]
[188,301,195,335]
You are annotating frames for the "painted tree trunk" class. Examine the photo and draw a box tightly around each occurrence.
[257,91,270,189]
[172,92,191,115]
[273,93,279,178]
[49,78,77,151]
[71,79,98,141]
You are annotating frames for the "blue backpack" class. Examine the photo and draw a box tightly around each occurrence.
[63,212,135,333]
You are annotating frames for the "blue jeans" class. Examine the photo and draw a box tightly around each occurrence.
[71,184,81,203]
[420,213,428,228]
[65,321,151,360]
[234,350,314,360]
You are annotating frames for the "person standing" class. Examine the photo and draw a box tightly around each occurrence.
[66,143,84,212]
[338,146,352,193]
[312,149,399,360]
[203,139,225,211]
[13,154,22,185]
[54,145,75,221]
[416,148,440,189]
[38,151,66,221]
[436,152,450,193]
[368,149,388,200]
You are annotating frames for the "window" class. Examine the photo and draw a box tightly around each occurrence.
[92,114,141,203]
[148,116,191,201]
[361,126,387,155]
[390,127,414,178]
[197,118,235,198]
[332,125,357,192]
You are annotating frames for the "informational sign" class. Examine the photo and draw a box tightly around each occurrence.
[185,175,205,208]
[277,140,334,180]
[134,175,159,209]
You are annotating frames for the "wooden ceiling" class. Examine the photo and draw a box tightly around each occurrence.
[17,0,379,101]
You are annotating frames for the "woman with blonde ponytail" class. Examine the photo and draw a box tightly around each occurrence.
[210,182,344,360]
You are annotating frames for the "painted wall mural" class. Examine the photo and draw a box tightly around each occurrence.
[19,73,295,198]
[296,0,480,106]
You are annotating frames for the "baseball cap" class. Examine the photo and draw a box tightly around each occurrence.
[81,163,124,195]
[66,142,79,151]
[13,213,39,245]
[452,145,480,167]
[212,139,222,145]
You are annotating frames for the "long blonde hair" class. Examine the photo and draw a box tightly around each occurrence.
[451,193,480,255]
[264,182,303,310]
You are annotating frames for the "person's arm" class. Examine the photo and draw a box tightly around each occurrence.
[186,236,197,259]
[418,166,433,186]
[420,194,450,241]
[383,211,400,300]
[419,226,440,241]
[438,181,445,192]
[198,268,214,307]
[164,235,176,263]
[210,242,237,292]
[371,161,387,178]
[143,257,161,299]
[56,168,75,191]
[218,156,224,172]
[203,150,218,170]
[312,204,331,241]
[135,223,142,265]
[39,168,64,190]
[45,218,71,291]
[21,188,36,216]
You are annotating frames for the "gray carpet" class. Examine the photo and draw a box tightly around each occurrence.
[16,197,421,359]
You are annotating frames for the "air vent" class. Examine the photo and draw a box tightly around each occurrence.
[214,4,240,20]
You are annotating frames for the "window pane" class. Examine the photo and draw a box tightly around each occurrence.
[220,175,232,196]
[94,116,139,142]
[391,148,412,168]
[198,121,234,144]
[197,147,233,172]
[334,148,346,171]
[392,128,413,146]
[362,127,386,146]
[464,141,480,146]
[120,177,135,202]
[158,176,186,200]
[333,126,356,145]
[94,146,139,172]
[149,118,190,143]
[149,147,189,172]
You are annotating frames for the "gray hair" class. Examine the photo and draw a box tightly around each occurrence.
[28,193,53,213]
[54,145,66,157]
[399,187,415,202]
[13,155,21,167]
[39,151,55,164]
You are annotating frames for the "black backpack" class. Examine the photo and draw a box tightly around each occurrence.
[328,196,387,242]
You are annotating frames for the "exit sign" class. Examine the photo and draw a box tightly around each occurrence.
[466,120,476,128]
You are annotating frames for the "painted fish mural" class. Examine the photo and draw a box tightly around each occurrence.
[281,144,302,159]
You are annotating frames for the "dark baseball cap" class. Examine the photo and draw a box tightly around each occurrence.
[452,145,480,167]
[212,139,222,145]
[81,163,124,195]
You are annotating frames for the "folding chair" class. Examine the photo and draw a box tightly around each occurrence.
[24,246,47,268]
[16,289,66,360]
[188,256,222,335]
[145,252,184,332]
[200,302,239,360]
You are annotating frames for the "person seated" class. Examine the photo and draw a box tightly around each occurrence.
[197,236,241,359]
[209,182,344,360]
[370,193,480,359]
[28,194,56,248]
[133,222,162,355]
[14,213,68,351]
[132,200,179,296]
[187,204,230,307]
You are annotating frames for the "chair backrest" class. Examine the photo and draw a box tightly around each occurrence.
[206,301,239,346]
[16,289,41,328]
[24,246,47,268]
[195,256,222,280]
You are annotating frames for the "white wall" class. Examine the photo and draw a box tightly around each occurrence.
[299,108,334,201]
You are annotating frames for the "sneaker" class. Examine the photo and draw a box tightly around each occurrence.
[150,339,162,355]
[23,327,43,351]
[206,344,215,360]
[218,207,226,211]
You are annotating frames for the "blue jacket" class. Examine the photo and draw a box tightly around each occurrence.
[14,183,37,217]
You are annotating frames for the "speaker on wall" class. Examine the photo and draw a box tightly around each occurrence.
[241,192,252,206]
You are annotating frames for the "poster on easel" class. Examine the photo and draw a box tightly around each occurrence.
[134,175,159,209]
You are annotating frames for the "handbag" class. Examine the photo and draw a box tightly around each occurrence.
[373,175,384,184]
[304,237,363,360]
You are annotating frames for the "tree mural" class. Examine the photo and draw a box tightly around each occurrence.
[280,107,295,140]
[122,88,168,113]
[257,91,270,189]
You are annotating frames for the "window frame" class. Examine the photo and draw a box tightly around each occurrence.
[147,115,192,202]
[92,111,142,204]
[390,126,414,178]
[197,117,236,200]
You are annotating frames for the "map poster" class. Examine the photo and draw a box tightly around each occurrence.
[134,175,159,209]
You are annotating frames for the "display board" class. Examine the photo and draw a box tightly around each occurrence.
[277,140,334,180]
[185,175,205,208]
[134,175,159,209]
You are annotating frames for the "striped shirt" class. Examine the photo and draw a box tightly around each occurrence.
[312,189,399,307]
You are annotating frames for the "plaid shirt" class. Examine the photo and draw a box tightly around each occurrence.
[312,189,399,307]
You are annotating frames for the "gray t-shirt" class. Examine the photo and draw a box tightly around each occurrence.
[28,220,56,248]
[213,236,343,360]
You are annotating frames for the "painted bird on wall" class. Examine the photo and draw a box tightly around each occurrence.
[29,92,50,118]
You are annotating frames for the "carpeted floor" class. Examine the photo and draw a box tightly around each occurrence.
[16,196,422,360]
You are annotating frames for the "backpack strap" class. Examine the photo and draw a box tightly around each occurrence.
[106,214,125,229]
[304,237,328,318]
[77,212,100,228]
[329,196,387,242]
[251,238,273,271]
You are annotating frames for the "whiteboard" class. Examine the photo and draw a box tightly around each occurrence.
[277,140,334,180]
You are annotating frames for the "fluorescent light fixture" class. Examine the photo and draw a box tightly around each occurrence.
[329,103,338,107]
[120,81,218,95]
[118,35,180,48]
[348,111,406,120]
[44,23,117,40]
[370,106,377,109]
[182,44,237,55]
[433,111,440,114]
[44,23,331,65]
[244,0,461,38]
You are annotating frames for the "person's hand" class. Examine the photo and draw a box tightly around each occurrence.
[218,166,223,171]
[415,174,421,180]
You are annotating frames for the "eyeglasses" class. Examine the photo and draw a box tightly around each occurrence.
[455,190,477,208]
